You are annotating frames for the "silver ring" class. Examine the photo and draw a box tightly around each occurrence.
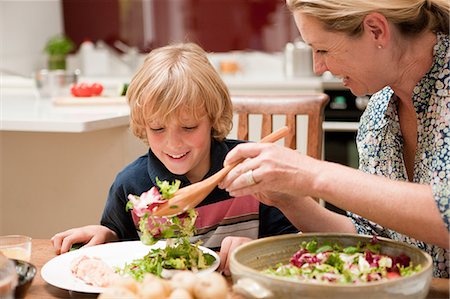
[245,169,256,185]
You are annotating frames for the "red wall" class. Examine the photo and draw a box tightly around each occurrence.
[63,0,297,53]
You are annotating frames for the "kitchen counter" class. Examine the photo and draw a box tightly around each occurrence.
[0,92,357,133]
[0,79,147,238]
[1,73,350,133]
[0,92,129,133]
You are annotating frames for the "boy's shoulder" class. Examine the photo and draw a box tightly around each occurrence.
[221,138,247,150]
[114,153,150,187]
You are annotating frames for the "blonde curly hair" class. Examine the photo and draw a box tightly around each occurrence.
[127,43,233,144]
[286,0,449,36]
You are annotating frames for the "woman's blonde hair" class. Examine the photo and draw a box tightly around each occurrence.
[286,0,449,36]
[127,43,233,144]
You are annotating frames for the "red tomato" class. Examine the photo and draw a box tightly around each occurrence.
[70,83,92,97]
[70,84,81,97]
[386,272,401,279]
[77,83,93,97]
[70,82,104,97]
[89,83,103,96]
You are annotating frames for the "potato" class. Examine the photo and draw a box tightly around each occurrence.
[170,271,197,294]
[98,286,138,299]
[116,277,140,294]
[193,272,229,299]
[168,288,194,299]
[139,275,172,299]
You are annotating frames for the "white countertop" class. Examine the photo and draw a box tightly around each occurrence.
[0,92,358,133]
[0,89,130,133]
[0,72,356,133]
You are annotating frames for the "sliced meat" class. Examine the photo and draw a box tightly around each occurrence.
[71,255,120,287]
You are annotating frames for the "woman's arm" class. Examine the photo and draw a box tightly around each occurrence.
[221,143,449,249]
[271,193,357,234]
[313,160,449,248]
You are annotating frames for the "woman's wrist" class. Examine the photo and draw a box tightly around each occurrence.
[292,155,330,199]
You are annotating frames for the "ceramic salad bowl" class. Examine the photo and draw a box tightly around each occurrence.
[230,233,432,299]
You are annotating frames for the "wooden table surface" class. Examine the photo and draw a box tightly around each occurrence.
[26,239,449,298]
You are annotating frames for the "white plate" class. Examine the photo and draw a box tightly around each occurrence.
[41,240,220,293]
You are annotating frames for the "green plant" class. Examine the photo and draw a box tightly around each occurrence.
[44,35,75,70]
[44,35,75,56]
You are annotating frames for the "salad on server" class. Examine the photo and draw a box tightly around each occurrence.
[120,179,215,280]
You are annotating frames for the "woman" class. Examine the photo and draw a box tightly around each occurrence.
[220,0,449,278]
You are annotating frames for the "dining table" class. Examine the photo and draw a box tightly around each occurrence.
[25,239,449,298]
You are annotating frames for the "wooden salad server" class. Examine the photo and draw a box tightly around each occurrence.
[152,126,290,217]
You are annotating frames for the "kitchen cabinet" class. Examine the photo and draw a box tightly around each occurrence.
[1,128,147,237]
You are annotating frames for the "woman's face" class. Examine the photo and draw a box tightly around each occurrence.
[146,109,212,183]
[293,11,387,96]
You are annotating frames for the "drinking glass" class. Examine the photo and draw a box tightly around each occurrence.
[0,235,32,262]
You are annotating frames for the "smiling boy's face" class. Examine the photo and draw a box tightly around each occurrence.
[145,109,212,183]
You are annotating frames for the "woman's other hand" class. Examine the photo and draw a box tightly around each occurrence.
[51,225,118,255]
[218,236,252,276]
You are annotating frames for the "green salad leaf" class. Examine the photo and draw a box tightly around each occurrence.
[122,179,215,281]
[118,238,215,281]
[263,238,421,284]
[156,177,180,199]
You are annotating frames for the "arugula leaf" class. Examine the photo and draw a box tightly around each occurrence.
[303,239,318,253]
[125,199,135,212]
[317,245,333,253]
[399,264,422,277]
[156,177,180,199]
[365,242,381,254]
[325,252,344,272]
[118,237,215,281]
[343,246,359,254]
[265,238,420,284]
[123,179,213,281]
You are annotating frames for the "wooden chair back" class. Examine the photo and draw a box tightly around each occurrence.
[231,94,329,159]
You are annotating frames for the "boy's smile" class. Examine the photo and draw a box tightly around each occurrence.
[146,111,212,183]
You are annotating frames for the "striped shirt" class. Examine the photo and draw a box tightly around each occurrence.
[101,138,298,250]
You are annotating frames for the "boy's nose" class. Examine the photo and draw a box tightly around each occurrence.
[166,130,184,148]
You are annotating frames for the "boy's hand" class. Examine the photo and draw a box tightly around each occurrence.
[51,225,118,255]
[218,236,252,276]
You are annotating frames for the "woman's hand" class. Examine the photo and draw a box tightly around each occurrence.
[218,236,252,276]
[219,143,320,205]
[51,225,118,255]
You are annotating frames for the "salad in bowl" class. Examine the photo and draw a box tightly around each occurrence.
[230,233,432,299]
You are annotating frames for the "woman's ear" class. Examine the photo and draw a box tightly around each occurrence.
[363,12,390,47]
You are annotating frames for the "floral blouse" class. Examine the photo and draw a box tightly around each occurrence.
[349,32,449,278]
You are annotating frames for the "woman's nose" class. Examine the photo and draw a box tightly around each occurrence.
[313,53,328,75]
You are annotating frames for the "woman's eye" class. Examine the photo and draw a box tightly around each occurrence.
[315,49,327,54]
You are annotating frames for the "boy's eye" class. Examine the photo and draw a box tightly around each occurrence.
[183,126,197,131]
[149,127,164,132]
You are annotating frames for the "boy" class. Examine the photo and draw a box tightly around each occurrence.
[52,43,297,274]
